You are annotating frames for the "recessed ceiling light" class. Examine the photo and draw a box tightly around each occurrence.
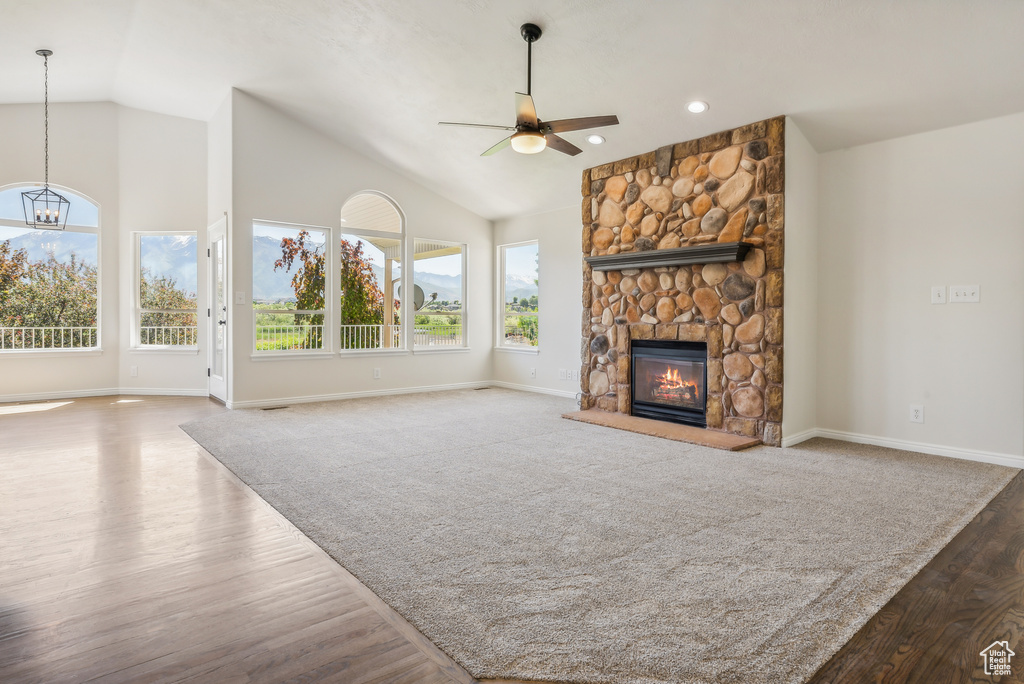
[586,134,605,145]
[686,101,709,114]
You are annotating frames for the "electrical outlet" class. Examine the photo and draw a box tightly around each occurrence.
[130,365,138,378]
[930,286,945,304]
[949,285,980,303]
[530,368,537,379]
[909,404,924,423]
[372,368,381,379]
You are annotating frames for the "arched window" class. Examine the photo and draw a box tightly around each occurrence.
[338,192,405,350]
[0,184,99,228]
[0,184,101,350]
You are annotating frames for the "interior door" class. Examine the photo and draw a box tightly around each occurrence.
[208,216,228,402]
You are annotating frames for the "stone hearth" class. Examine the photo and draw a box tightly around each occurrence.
[579,117,785,446]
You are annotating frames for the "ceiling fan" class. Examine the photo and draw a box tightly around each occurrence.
[439,23,619,157]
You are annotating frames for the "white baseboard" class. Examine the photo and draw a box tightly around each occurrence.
[788,427,1024,469]
[0,387,122,403]
[226,381,492,409]
[780,428,818,448]
[488,381,578,400]
[1,381,575,409]
[118,387,209,398]
[0,387,209,404]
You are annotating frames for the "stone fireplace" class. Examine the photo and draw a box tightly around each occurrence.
[579,117,785,446]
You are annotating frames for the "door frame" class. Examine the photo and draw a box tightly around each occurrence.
[208,214,228,403]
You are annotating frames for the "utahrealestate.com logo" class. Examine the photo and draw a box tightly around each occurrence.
[980,640,1015,676]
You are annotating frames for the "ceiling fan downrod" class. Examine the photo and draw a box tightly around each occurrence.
[521,23,542,97]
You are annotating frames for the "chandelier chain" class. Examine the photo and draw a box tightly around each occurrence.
[43,52,49,186]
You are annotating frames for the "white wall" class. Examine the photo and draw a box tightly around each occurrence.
[781,118,819,443]
[492,205,582,398]
[118,106,208,394]
[227,90,493,405]
[0,102,209,401]
[817,112,1024,461]
[207,94,234,400]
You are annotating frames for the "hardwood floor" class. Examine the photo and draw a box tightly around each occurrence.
[1,395,1020,683]
[809,470,1024,684]
[0,395,471,684]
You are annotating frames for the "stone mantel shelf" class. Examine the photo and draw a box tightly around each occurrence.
[584,241,752,271]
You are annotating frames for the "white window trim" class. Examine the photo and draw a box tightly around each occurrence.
[0,189,102,354]
[412,238,467,351]
[496,239,539,351]
[132,231,199,351]
[252,220,332,356]
[338,225,406,354]
[249,192,410,358]
[494,346,539,355]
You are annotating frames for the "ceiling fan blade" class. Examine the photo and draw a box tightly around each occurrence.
[544,133,582,156]
[481,136,512,156]
[515,93,538,128]
[542,115,619,134]
[439,121,517,131]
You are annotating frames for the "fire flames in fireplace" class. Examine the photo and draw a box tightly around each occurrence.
[631,340,707,426]
[651,365,700,407]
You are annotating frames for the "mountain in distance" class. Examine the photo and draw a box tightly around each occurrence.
[6,231,538,306]
[412,271,462,303]
[253,234,298,301]
[1,229,99,267]
[505,273,538,303]
[255,235,467,304]
[4,230,199,293]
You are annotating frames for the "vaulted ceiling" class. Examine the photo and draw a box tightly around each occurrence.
[4,0,1023,220]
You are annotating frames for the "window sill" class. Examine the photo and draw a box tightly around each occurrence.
[494,346,540,355]
[413,346,471,354]
[338,348,410,357]
[0,348,104,357]
[250,351,335,361]
[130,347,200,355]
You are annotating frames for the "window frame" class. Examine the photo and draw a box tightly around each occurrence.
[496,240,540,352]
[412,238,468,352]
[251,220,332,356]
[132,231,199,351]
[337,190,407,355]
[337,226,406,354]
[0,183,102,354]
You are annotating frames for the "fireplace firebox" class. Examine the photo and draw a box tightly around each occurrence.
[631,340,707,427]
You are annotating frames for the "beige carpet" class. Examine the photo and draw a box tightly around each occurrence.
[181,388,1016,684]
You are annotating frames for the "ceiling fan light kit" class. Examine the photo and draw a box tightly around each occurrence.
[510,130,546,154]
[438,22,619,157]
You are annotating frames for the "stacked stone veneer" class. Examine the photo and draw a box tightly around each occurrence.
[580,117,785,446]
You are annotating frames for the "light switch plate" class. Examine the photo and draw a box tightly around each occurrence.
[949,285,980,303]
[930,286,945,304]
[234,291,245,305]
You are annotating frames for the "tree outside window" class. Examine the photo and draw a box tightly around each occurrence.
[137,233,198,346]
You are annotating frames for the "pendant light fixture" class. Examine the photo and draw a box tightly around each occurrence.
[22,49,70,230]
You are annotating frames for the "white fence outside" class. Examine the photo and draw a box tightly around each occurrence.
[139,326,198,346]
[338,324,401,350]
[413,324,462,347]
[0,327,99,350]
[255,324,325,350]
